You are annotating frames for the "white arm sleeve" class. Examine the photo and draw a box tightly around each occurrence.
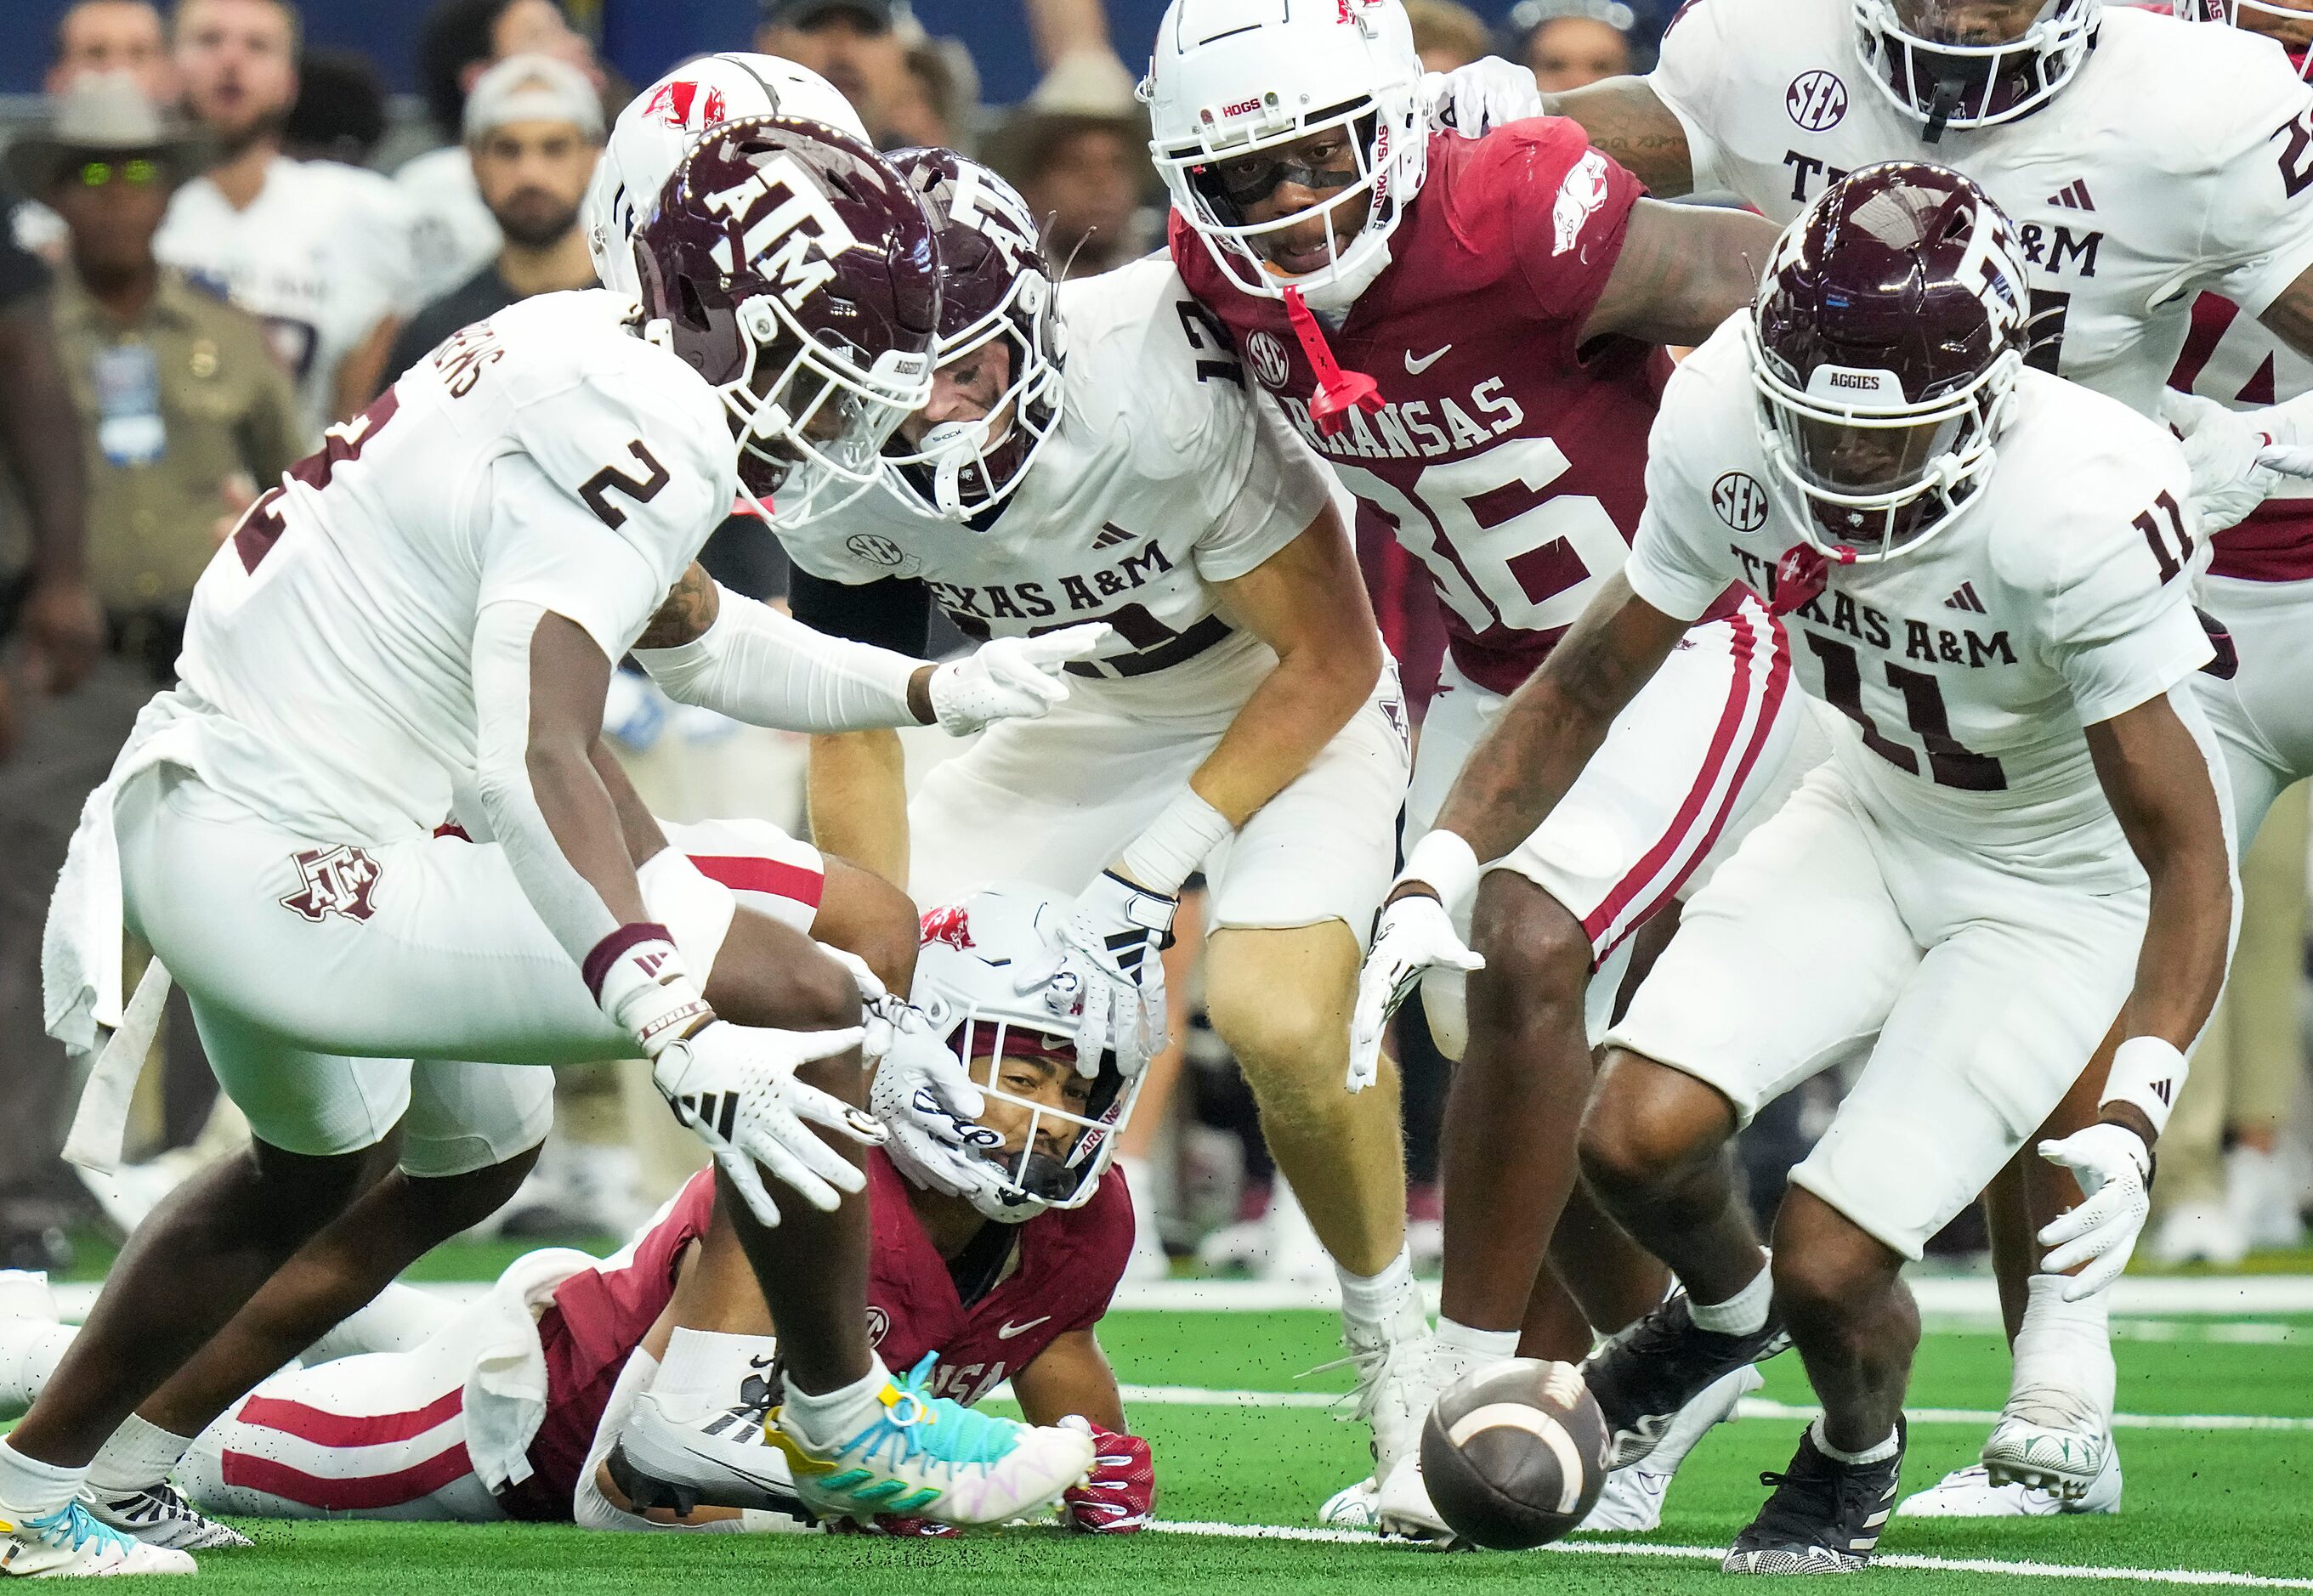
[633,586,927,733]
[472,598,626,966]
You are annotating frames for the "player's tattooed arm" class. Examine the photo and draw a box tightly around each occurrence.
[1425,574,1687,874]
[1581,199,1781,348]
[1543,76,1696,198]
[2085,693,2233,1074]
[632,562,722,650]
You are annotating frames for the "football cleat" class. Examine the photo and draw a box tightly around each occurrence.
[1374,1451,1452,1542]
[1333,1284,1435,1486]
[1978,1394,2112,1502]
[1722,1420,1904,1575]
[0,1498,195,1576]
[610,1377,818,1525]
[768,1353,1092,1528]
[1574,1364,1762,1534]
[1582,1290,1789,1469]
[1896,1449,2122,1519]
[86,1483,252,1550]
[1318,1475,1379,1530]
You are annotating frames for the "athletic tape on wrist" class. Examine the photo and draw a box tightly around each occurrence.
[2101,1035,2185,1140]
[1117,790,1233,898]
[1400,829,1481,913]
[587,924,711,1058]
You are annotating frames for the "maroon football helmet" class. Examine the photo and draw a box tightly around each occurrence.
[1853,0,2100,139]
[634,115,939,525]
[1746,161,2030,561]
[880,148,1065,521]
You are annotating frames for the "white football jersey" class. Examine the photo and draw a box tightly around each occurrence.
[174,289,732,845]
[1624,320,2212,888]
[158,156,422,442]
[1651,0,2313,416]
[397,144,502,308]
[780,257,1334,705]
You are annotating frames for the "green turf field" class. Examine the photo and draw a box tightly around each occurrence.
[116,1299,2313,1593]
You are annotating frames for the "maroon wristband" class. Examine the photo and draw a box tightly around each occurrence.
[582,921,676,1001]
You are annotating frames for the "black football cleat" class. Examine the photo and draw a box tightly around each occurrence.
[1723,1418,1906,1575]
[1580,1289,1789,1468]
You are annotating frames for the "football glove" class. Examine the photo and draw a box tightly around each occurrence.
[2036,1121,2154,1300]
[927,624,1114,736]
[2160,390,2292,535]
[1057,1417,1154,1534]
[1349,891,1485,1093]
[1052,870,1174,1080]
[651,1020,882,1228]
[1422,57,1545,137]
[869,1004,1016,1205]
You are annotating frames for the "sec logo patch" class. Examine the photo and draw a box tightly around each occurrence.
[1713,471,1770,531]
[847,534,907,567]
[1786,69,1847,132]
[1246,330,1291,389]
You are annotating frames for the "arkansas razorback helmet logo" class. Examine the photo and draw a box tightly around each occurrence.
[920,903,974,952]
[643,79,728,131]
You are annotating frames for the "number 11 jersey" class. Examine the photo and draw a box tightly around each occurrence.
[1626,320,2214,890]
[1171,120,1672,696]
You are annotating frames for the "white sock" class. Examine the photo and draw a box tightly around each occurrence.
[1810,1417,1899,1466]
[1337,1248,1415,1327]
[87,1414,194,1497]
[777,1357,891,1451]
[0,1322,73,1420]
[1688,1260,1772,1337]
[2010,1275,2115,1423]
[302,1284,457,1363]
[652,1327,780,1413]
[1431,1316,1520,1386]
[0,1438,86,1517]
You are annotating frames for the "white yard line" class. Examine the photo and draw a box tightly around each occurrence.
[1148,1521,2313,1588]
[1111,1276,2313,1316]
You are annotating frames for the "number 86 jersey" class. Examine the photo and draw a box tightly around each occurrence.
[1627,320,2216,891]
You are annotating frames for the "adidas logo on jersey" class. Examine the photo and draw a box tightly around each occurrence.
[2045,179,2095,212]
[1944,582,1988,614]
[1091,523,1134,549]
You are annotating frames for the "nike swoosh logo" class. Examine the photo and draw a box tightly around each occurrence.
[995,1316,1052,1339]
[1403,344,1451,374]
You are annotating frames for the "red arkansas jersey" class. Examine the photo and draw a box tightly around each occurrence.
[1173,122,1664,694]
[497,1153,1130,1516]
[2168,293,2313,583]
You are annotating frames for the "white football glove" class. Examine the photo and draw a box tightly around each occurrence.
[927,623,1115,736]
[2036,1122,2154,1301]
[2159,390,2293,535]
[869,1002,1017,1204]
[1052,870,1174,1080]
[1421,57,1546,137]
[652,1020,882,1228]
[1349,892,1485,1093]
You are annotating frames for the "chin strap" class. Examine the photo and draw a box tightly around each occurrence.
[1921,78,1960,143]
[1282,286,1384,438]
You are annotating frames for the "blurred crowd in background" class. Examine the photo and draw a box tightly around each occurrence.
[0,0,2304,1287]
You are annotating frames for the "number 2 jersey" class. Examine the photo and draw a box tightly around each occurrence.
[1171,121,1673,696]
[1625,319,2212,889]
[173,289,734,846]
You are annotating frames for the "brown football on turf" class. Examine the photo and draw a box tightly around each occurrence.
[1420,1357,1611,1549]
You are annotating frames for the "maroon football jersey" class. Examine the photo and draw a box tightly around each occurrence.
[500,1153,1131,1517]
[1174,121,1670,694]
[2169,292,2313,584]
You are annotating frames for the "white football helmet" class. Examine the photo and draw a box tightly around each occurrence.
[2174,0,2313,76]
[910,886,1143,1224]
[1852,0,2100,136]
[587,52,870,297]
[1140,0,1429,310]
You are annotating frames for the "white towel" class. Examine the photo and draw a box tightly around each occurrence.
[459,1246,596,1493]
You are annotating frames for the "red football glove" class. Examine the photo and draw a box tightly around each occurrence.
[1058,1416,1153,1533]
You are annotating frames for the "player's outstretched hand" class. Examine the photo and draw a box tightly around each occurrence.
[1349,892,1484,1093]
[928,623,1115,735]
[653,1021,882,1227]
[1057,1417,1154,1533]
[2160,390,2287,535]
[1052,870,1174,1081]
[870,1005,1018,1204]
[2036,1122,2154,1300]
[1421,56,1545,137]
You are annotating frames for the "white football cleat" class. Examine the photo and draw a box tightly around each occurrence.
[0,1498,196,1576]
[609,1384,818,1525]
[1573,1364,1762,1534]
[86,1482,252,1550]
[1336,1282,1434,1488]
[1898,1450,2122,1519]
[1318,1475,1380,1530]
[1980,1393,2110,1500]
[1374,1451,1453,1542]
[1578,1466,1670,1534]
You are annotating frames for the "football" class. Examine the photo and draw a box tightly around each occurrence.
[1420,1358,1612,1550]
